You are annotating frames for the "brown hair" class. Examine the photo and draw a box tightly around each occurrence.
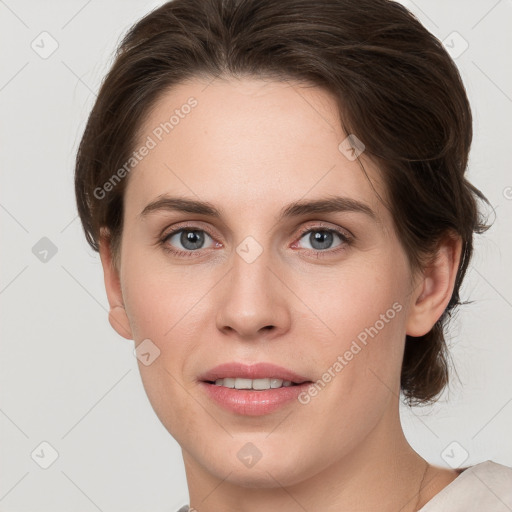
[74,0,490,405]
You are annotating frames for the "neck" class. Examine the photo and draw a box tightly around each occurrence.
[182,403,438,512]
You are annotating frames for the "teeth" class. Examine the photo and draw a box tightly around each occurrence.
[213,378,295,390]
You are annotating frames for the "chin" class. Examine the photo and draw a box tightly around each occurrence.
[215,462,310,489]
[189,440,315,489]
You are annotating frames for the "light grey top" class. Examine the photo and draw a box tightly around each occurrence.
[418,460,512,511]
[176,460,512,511]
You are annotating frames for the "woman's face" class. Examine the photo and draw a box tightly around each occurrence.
[111,77,421,486]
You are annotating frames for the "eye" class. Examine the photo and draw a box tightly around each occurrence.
[293,225,352,255]
[159,223,353,259]
[162,227,217,256]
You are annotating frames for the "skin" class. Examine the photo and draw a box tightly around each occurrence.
[99,77,462,511]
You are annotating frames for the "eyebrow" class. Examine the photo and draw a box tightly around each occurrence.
[139,195,377,222]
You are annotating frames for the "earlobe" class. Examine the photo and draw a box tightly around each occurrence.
[406,234,462,337]
[108,305,133,340]
[98,229,133,341]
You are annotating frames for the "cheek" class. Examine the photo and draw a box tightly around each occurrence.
[120,260,206,433]
[301,254,408,348]
[120,252,212,394]
[291,281,407,465]
[299,254,409,405]
[121,251,203,340]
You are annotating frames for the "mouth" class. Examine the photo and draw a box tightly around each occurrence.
[203,377,308,390]
[197,362,314,415]
[198,361,312,388]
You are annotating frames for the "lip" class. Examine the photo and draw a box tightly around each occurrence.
[198,362,313,416]
[198,362,310,383]
[199,381,313,416]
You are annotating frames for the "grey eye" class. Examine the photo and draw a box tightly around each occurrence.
[165,229,214,251]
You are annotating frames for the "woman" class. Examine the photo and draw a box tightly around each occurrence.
[74,0,512,510]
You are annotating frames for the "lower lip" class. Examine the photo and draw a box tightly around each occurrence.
[199,381,312,416]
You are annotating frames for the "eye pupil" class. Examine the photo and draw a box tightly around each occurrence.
[310,230,333,250]
[181,230,204,250]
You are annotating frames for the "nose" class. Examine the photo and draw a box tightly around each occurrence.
[215,243,291,341]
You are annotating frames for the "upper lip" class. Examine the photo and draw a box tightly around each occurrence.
[198,362,311,384]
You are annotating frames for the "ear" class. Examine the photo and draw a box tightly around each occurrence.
[98,228,133,340]
[406,233,462,337]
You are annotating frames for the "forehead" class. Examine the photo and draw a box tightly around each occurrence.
[125,77,389,223]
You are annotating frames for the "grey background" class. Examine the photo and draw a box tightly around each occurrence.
[0,0,511,510]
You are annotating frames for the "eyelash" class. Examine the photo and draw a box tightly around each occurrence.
[159,222,353,259]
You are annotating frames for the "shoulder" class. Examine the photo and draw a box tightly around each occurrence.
[419,460,512,512]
